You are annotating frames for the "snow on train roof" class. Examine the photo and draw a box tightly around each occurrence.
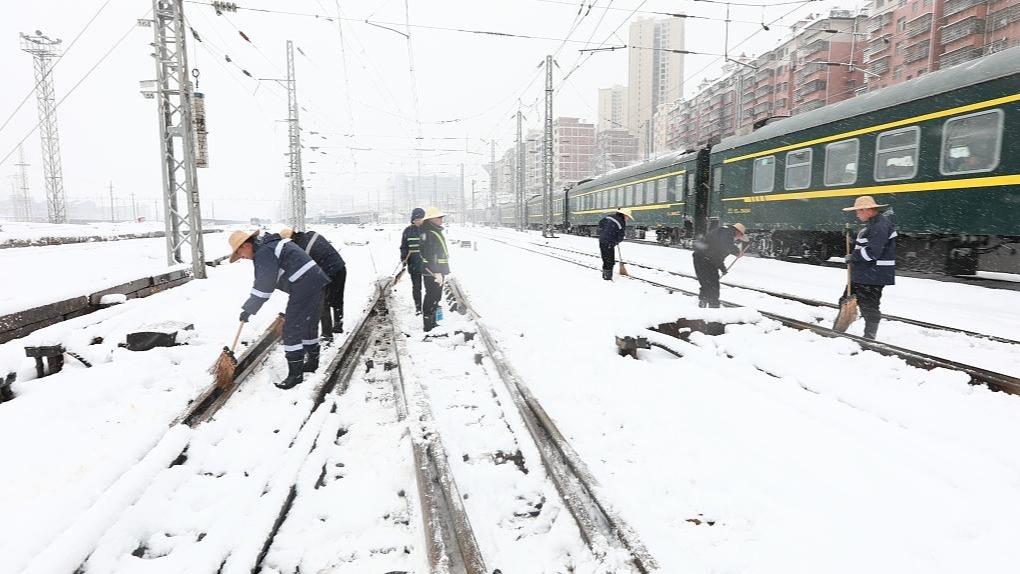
[574,149,697,192]
[714,45,1020,154]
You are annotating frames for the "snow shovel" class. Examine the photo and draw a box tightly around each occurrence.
[832,225,858,332]
[393,256,410,285]
[724,243,750,274]
[617,245,629,276]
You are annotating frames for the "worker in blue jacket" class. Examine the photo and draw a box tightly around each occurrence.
[281,227,347,336]
[598,208,632,280]
[399,208,426,314]
[842,195,896,340]
[228,229,330,389]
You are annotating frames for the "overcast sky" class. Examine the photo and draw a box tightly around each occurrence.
[0,0,858,220]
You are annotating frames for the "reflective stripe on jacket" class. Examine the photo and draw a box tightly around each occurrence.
[242,233,329,316]
[598,213,626,246]
[290,230,346,277]
[849,212,896,285]
[400,224,425,270]
[420,222,450,275]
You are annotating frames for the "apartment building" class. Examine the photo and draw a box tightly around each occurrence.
[597,86,629,132]
[593,129,640,176]
[628,17,686,157]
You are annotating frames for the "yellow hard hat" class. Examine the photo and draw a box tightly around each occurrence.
[423,206,446,220]
[228,229,261,262]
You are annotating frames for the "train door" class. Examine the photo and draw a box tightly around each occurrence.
[694,147,713,236]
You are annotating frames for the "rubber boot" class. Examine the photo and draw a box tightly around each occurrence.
[863,320,879,340]
[698,299,709,308]
[276,357,305,389]
[423,309,436,332]
[332,308,343,333]
[302,349,320,373]
[602,268,612,281]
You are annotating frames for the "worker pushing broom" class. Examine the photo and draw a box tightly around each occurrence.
[211,228,330,390]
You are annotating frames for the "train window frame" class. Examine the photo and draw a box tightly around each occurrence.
[656,178,667,203]
[874,126,920,182]
[667,176,678,202]
[686,172,695,200]
[626,185,634,205]
[939,109,1003,176]
[823,138,860,187]
[752,156,775,194]
[784,148,813,190]
[642,181,652,204]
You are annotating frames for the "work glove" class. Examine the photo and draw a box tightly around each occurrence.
[239,311,251,323]
[843,255,852,264]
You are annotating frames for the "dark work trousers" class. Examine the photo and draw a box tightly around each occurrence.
[845,282,884,339]
[599,242,615,270]
[422,273,442,332]
[409,268,423,312]
[283,280,324,361]
[693,252,722,307]
[320,267,347,336]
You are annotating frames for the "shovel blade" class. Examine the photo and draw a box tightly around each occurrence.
[832,296,859,332]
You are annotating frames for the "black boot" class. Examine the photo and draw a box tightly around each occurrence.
[332,308,343,333]
[863,321,879,340]
[302,349,320,373]
[423,309,436,332]
[602,268,612,281]
[276,357,305,389]
[698,299,709,308]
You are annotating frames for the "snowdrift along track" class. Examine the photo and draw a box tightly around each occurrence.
[476,233,1020,396]
[444,277,658,573]
[512,235,1020,347]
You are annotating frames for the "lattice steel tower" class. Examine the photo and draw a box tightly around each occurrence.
[21,31,66,224]
[285,40,305,229]
[149,0,206,277]
[14,146,32,221]
[542,55,554,234]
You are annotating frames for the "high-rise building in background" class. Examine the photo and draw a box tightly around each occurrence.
[862,0,1020,91]
[597,86,629,132]
[628,17,685,158]
[552,117,596,189]
[593,129,640,176]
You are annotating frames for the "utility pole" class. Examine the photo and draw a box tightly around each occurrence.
[459,163,465,223]
[543,55,554,237]
[21,31,67,224]
[515,108,525,231]
[285,40,305,230]
[131,191,138,221]
[14,146,31,221]
[145,0,206,278]
[489,139,497,225]
[108,181,115,221]
[470,179,476,225]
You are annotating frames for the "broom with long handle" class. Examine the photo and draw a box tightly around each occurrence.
[833,224,859,332]
[210,322,245,387]
[617,244,629,276]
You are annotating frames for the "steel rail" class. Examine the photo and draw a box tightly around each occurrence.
[493,232,1020,347]
[446,277,659,573]
[478,234,1020,395]
[385,291,488,574]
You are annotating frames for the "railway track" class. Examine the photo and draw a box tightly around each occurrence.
[497,233,1020,346]
[619,236,1020,292]
[31,273,654,573]
[471,231,1020,396]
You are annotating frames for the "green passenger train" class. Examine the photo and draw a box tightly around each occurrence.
[490,45,1020,275]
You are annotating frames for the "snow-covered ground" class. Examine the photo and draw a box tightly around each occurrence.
[0,234,232,316]
[445,225,1020,573]
[0,225,380,574]
[466,227,1020,379]
[6,222,1020,573]
[0,220,169,244]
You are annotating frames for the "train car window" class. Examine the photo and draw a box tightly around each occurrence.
[875,126,919,181]
[644,181,654,204]
[656,178,668,203]
[686,173,696,199]
[626,185,634,205]
[784,149,812,190]
[940,109,1003,175]
[824,139,859,186]
[752,156,775,193]
[712,166,722,193]
[667,176,678,201]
